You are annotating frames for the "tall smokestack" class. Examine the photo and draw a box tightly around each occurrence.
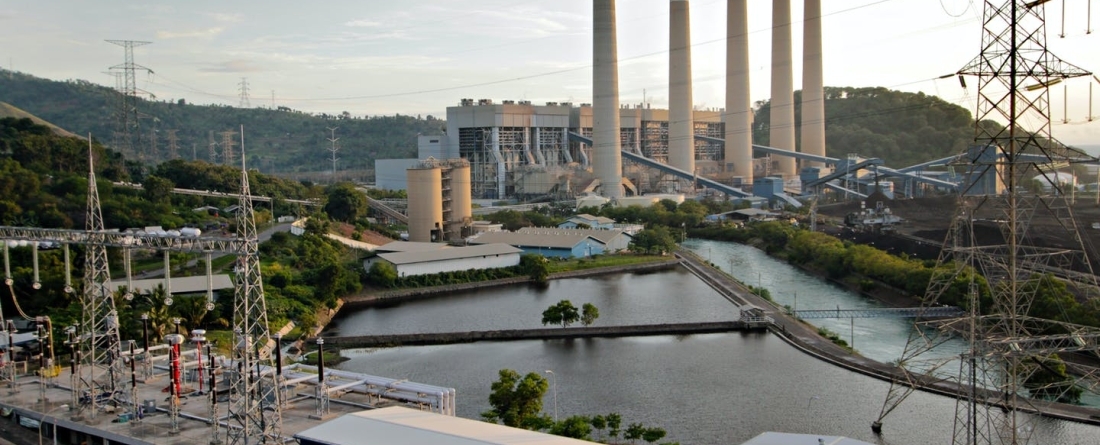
[669,0,695,175]
[594,0,624,199]
[769,0,796,177]
[725,0,752,184]
[801,0,825,168]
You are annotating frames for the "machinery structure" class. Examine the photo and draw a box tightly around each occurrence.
[875,2,1100,444]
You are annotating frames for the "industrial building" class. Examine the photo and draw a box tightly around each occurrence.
[370,243,522,278]
[468,231,606,258]
[517,227,632,252]
[558,213,616,229]
[405,158,472,242]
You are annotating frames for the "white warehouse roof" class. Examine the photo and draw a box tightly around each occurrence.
[378,243,521,265]
[295,406,596,445]
[740,432,875,445]
[470,232,604,249]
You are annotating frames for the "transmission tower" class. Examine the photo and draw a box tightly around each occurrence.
[221,130,238,166]
[226,126,282,444]
[209,130,219,164]
[76,140,125,418]
[876,2,1100,444]
[238,77,251,108]
[148,128,159,161]
[165,129,180,159]
[326,127,339,178]
[106,40,153,160]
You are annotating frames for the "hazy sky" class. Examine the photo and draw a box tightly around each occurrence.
[2,0,1098,145]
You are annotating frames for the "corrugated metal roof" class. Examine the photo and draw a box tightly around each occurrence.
[572,214,615,224]
[108,275,234,295]
[469,232,604,249]
[740,432,875,445]
[295,407,596,445]
[379,243,522,265]
[376,241,451,253]
[517,227,629,244]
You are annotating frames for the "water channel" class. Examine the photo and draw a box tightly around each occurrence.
[328,239,1100,444]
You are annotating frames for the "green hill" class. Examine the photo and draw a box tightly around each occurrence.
[0,101,81,138]
[753,86,976,168]
[0,69,442,176]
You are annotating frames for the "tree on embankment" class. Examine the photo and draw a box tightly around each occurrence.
[542,300,581,328]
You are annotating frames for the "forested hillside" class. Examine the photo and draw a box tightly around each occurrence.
[0,116,321,230]
[0,69,442,175]
[753,86,977,167]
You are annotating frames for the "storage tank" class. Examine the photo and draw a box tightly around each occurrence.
[407,166,444,242]
[449,162,473,239]
[179,227,202,238]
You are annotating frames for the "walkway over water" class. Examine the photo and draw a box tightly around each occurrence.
[320,321,766,348]
[793,306,965,319]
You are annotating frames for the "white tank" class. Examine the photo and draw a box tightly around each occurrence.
[180,227,202,237]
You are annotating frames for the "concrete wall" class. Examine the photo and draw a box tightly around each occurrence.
[375,159,421,190]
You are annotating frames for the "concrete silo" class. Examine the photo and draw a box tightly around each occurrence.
[407,163,444,242]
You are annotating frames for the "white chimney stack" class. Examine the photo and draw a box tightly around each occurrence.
[801,0,826,168]
[770,0,796,177]
[725,0,753,183]
[669,0,695,175]
[594,0,624,198]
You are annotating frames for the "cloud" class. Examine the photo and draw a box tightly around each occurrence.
[208,13,243,23]
[198,59,264,73]
[157,27,224,39]
[344,19,382,28]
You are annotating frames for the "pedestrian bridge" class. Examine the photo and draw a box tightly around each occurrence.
[791,306,964,319]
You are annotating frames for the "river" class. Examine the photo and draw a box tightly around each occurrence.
[328,239,1100,444]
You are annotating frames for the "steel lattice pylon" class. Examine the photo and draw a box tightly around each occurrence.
[226,128,282,445]
[76,141,125,417]
[106,40,152,161]
[875,2,1099,444]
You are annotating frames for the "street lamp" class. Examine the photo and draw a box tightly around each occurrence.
[38,404,69,445]
[544,370,557,421]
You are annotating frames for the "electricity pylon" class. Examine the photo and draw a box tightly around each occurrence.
[876,2,1100,444]
[76,139,124,418]
[226,127,282,445]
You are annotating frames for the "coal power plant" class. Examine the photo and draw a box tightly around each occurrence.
[375,0,969,207]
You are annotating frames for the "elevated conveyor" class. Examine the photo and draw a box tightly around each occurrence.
[567,132,751,198]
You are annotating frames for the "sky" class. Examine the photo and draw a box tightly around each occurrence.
[1,0,1098,145]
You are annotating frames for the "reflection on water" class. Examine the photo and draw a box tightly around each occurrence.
[331,240,1100,443]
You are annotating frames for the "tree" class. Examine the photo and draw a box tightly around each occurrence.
[606,413,623,440]
[520,253,550,285]
[590,415,607,442]
[542,300,580,328]
[581,303,600,327]
[368,261,397,288]
[549,415,592,440]
[629,227,677,255]
[482,369,549,429]
[642,427,667,443]
[324,182,367,222]
[625,422,646,444]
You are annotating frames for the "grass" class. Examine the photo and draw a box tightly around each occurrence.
[546,254,671,274]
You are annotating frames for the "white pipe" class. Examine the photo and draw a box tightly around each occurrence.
[325,379,369,395]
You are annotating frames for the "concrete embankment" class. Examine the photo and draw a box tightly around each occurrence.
[341,258,681,308]
[674,247,1100,427]
[321,321,763,348]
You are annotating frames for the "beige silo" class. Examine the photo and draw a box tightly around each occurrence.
[407,166,444,242]
[448,161,473,239]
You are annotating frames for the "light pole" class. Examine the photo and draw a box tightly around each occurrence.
[38,404,69,445]
[544,370,557,421]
